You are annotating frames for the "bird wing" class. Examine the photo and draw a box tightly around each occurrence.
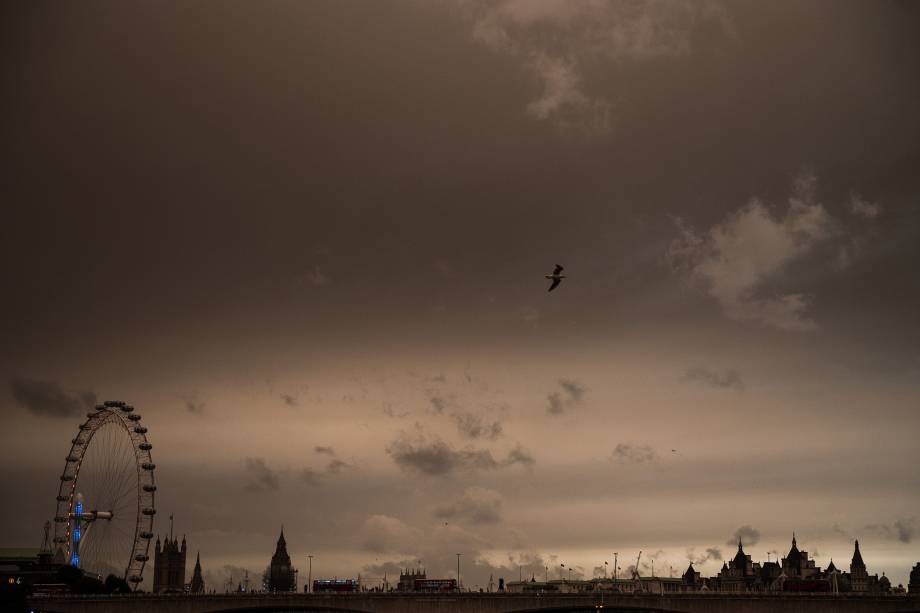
[548,277,562,292]
[553,264,564,274]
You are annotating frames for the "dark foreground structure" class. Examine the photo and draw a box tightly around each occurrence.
[26,592,920,613]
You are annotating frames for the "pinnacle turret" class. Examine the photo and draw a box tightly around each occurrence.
[851,539,865,569]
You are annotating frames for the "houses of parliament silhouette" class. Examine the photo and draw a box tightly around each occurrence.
[151,517,203,594]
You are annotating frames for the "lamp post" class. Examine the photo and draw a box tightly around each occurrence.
[307,555,313,593]
[613,553,618,583]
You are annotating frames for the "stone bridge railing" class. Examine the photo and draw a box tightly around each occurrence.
[27,592,920,613]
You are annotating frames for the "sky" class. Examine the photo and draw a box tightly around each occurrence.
[2,0,919,591]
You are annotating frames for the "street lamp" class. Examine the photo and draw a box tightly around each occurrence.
[307,555,313,593]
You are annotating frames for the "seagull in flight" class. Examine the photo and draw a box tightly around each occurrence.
[545,264,566,292]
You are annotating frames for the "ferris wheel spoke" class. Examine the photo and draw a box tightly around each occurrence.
[109,467,135,509]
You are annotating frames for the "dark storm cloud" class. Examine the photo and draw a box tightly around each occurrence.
[299,456,355,485]
[546,392,565,415]
[505,444,536,468]
[546,378,586,415]
[865,518,917,544]
[727,525,761,547]
[326,458,353,474]
[9,377,96,418]
[386,432,534,476]
[559,379,586,402]
[243,457,279,491]
[386,434,497,476]
[612,443,658,464]
[682,366,744,390]
[183,394,206,414]
[433,487,503,524]
[452,410,503,440]
[687,547,723,565]
[831,523,852,539]
[429,396,447,414]
[382,403,410,419]
[300,468,322,486]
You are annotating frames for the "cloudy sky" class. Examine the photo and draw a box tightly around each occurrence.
[2,0,919,590]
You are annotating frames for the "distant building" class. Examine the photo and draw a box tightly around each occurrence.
[267,528,296,592]
[909,562,920,594]
[0,547,66,594]
[849,539,869,592]
[189,552,204,593]
[152,535,186,593]
[781,534,818,579]
[759,560,782,589]
[716,540,761,591]
[682,563,701,590]
[397,568,425,591]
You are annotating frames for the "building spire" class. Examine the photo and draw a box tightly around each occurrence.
[189,550,205,593]
[792,532,796,547]
[851,538,865,568]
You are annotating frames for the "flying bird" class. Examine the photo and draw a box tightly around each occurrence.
[545,264,566,292]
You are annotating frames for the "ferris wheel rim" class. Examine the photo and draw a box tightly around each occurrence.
[53,401,156,588]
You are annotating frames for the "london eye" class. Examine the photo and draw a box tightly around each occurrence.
[53,400,156,588]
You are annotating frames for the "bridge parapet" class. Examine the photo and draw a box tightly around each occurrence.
[27,591,920,613]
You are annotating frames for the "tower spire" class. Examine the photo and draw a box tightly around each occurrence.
[189,551,205,593]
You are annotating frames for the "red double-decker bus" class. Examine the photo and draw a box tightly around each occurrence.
[414,578,457,592]
[783,579,831,592]
[313,579,358,593]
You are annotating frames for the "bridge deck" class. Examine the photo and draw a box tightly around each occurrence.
[27,592,920,613]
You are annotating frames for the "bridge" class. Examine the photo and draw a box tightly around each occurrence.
[27,592,920,613]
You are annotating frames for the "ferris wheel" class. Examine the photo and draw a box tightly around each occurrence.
[53,400,156,588]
